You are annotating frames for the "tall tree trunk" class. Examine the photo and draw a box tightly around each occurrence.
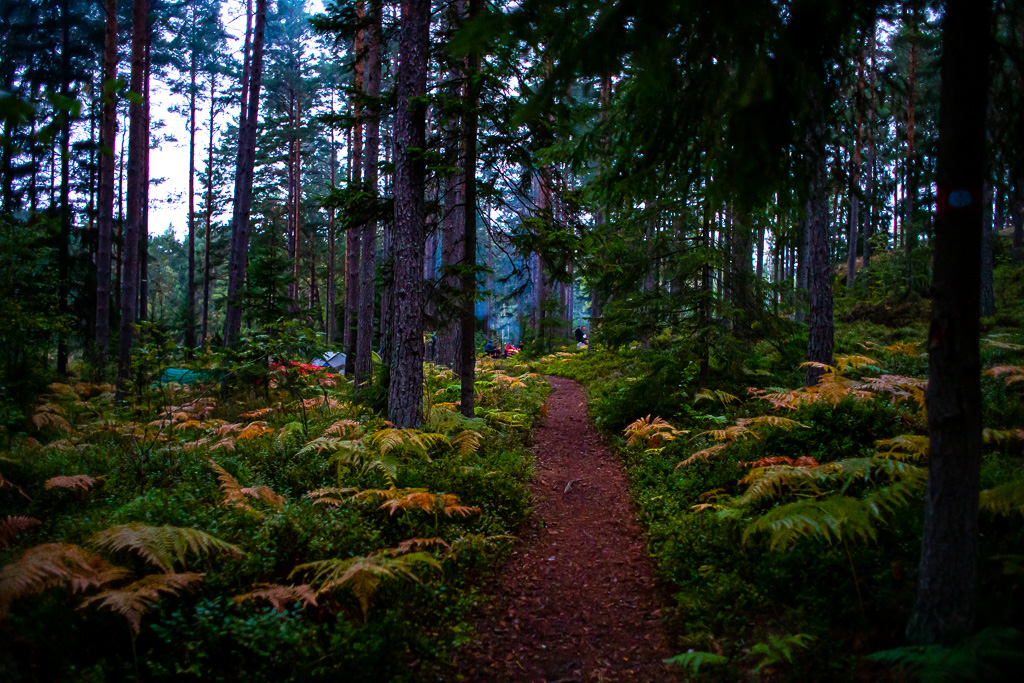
[848,35,865,292]
[185,18,198,352]
[459,0,481,418]
[356,0,382,387]
[388,0,430,428]
[864,12,877,270]
[223,0,267,347]
[327,89,337,344]
[57,0,73,375]
[907,0,990,645]
[344,3,365,373]
[804,105,833,388]
[139,36,151,322]
[117,0,150,394]
[95,0,118,376]
[201,72,216,349]
[904,6,919,290]
[980,182,995,317]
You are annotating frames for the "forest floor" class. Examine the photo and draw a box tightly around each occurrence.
[451,376,679,682]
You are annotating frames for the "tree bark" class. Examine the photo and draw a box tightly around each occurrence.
[804,106,833,388]
[848,35,865,292]
[117,0,150,394]
[459,0,481,418]
[185,12,198,353]
[201,71,216,349]
[356,0,382,387]
[57,0,73,375]
[223,0,267,347]
[139,36,151,323]
[327,89,337,344]
[980,182,995,317]
[864,12,877,270]
[904,5,919,290]
[345,3,365,374]
[388,0,430,428]
[907,0,990,646]
[95,0,118,376]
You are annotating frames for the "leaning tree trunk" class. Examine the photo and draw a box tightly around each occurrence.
[117,0,150,394]
[907,0,990,646]
[804,104,833,388]
[95,0,118,377]
[223,0,267,348]
[387,0,430,428]
[355,0,382,388]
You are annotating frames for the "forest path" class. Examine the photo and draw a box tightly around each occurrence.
[451,376,678,682]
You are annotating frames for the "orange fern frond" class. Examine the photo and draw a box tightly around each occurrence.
[240,485,286,509]
[210,461,250,509]
[624,415,686,448]
[882,341,921,356]
[44,474,100,492]
[987,366,1024,385]
[31,408,72,433]
[875,434,929,461]
[80,572,204,633]
[983,428,1024,446]
[239,407,275,419]
[210,437,236,452]
[375,490,480,517]
[393,537,450,554]
[89,523,241,572]
[739,456,819,468]
[676,443,728,469]
[322,419,361,438]
[0,543,130,617]
[233,583,318,612]
[237,421,273,441]
[449,429,483,457]
[0,516,41,548]
[211,423,244,437]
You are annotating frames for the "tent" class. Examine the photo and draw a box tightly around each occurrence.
[310,352,346,372]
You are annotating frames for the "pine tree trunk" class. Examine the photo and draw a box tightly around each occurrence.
[185,20,197,353]
[95,0,118,376]
[864,13,877,270]
[117,0,150,394]
[201,72,216,349]
[356,0,382,387]
[139,37,151,323]
[57,0,72,375]
[388,0,430,428]
[327,89,337,344]
[981,182,995,317]
[907,0,990,645]
[848,36,865,292]
[460,0,481,418]
[344,5,365,374]
[223,0,267,347]
[904,7,919,290]
[804,105,833,388]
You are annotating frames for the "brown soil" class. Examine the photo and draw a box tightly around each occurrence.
[451,376,679,682]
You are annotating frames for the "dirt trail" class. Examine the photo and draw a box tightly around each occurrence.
[453,376,678,682]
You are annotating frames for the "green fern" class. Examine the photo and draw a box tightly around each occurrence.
[868,628,1024,682]
[663,650,729,673]
[750,633,816,673]
[89,523,241,572]
[742,495,881,550]
[980,478,1024,517]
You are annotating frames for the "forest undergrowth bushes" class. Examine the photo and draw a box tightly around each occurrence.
[0,345,548,681]
[534,322,1024,681]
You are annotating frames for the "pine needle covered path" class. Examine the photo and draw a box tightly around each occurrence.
[453,377,678,681]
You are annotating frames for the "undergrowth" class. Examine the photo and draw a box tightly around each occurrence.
[0,354,548,681]
[534,322,1024,682]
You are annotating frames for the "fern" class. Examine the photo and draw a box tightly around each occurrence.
[0,516,41,548]
[233,583,318,612]
[983,428,1024,446]
[0,543,130,617]
[742,495,881,550]
[322,419,361,438]
[448,429,483,457]
[663,650,729,673]
[986,365,1024,385]
[80,572,204,633]
[980,478,1024,517]
[676,443,728,469]
[751,633,816,673]
[869,628,1024,682]
[237,421,273,441]
[44,474,100,491]
[693,388,740,406]
[239,407,275,419]
[291,551,440,620]
[394,537,451,554]
[876,434,929,461]
[624,415,686,448]
[89,523,241,572]
[370,428,447,459]
[357,488,480,517]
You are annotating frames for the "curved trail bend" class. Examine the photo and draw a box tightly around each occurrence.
[455,376,677,682]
